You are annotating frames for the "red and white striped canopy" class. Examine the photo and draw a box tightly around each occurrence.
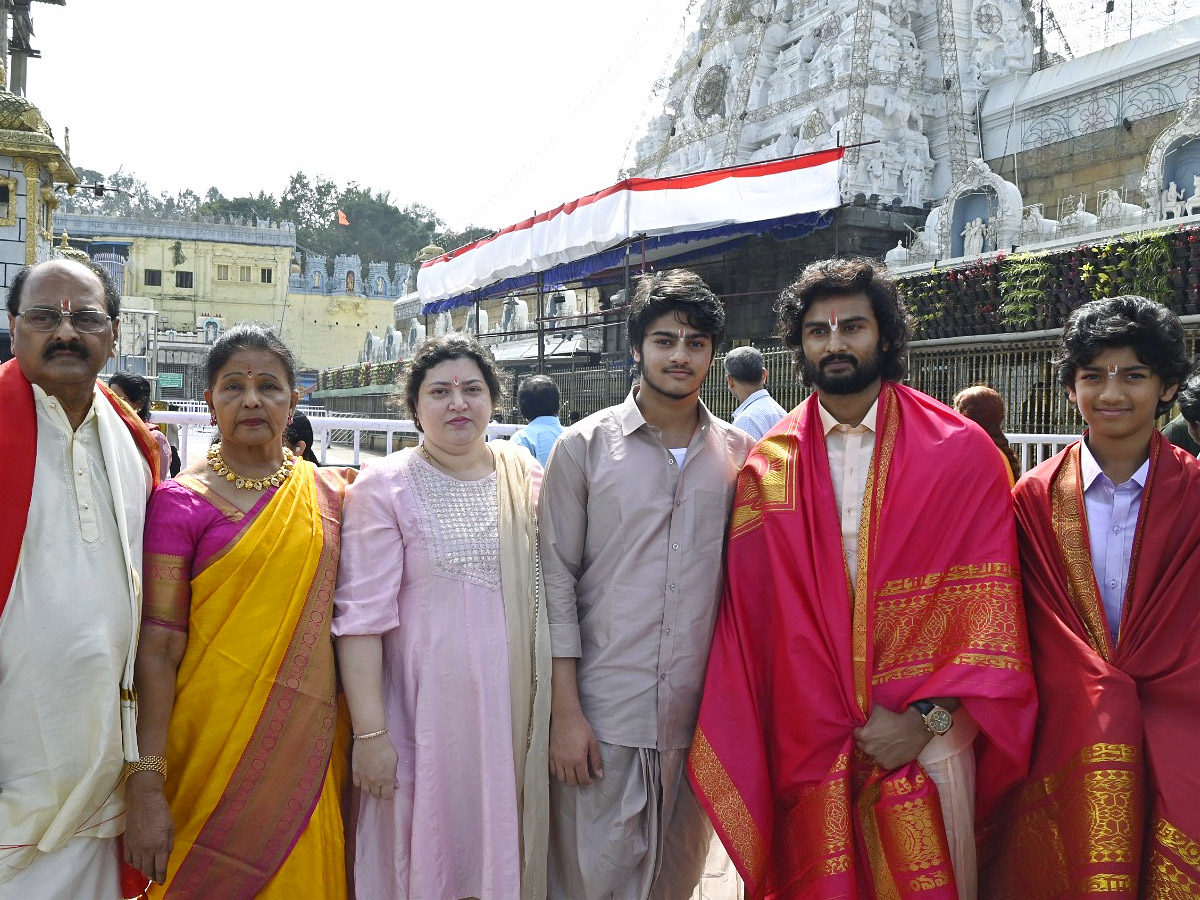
[417,148,844,303]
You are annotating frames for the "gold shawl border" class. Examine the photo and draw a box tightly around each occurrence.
[690,728,769,890]
[168,465,342,899]
[1144,819,1200,899]
[986,742,1142,899]
[872,564,1027,687]
[729,429,797,540]
[143,551,190,630]
[853,383,899,715]
[1050,446,1112,659]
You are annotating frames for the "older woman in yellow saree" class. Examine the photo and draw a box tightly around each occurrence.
[123,324,354,898]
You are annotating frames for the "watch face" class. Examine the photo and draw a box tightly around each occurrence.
[926,707,953,735]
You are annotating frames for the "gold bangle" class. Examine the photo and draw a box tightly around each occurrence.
[352,727,388,741]
[125,755,167,779]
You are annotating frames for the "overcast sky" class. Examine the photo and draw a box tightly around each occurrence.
[29,0,697,231]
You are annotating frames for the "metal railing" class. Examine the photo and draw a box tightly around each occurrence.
[155,410,1076,476]
[155,411,520,467]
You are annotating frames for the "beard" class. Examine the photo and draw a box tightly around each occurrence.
[803,344,885,395]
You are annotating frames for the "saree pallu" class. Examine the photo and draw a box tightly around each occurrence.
[982,436,1200,899]
[145,463,353,900]
[689,383,1037,899]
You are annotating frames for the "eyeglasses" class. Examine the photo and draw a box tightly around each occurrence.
[17,307,112,333]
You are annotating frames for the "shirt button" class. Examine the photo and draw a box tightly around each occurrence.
[82,503,89,510]
[668,458,676,465]
[1112,526,1120,533]
[674,501,681,508]
[659,673,667,681]
[1110,580,1117,587]
[664,628,672,635]
[669,584,677,591]
[671,543,679,550]
[77,469,84,475]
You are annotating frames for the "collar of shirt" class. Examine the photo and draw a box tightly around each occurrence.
[31,381,97,434]
[732,388,772,419]
[1079,438,1149,492]
[817,395,879,437]
[527,416,563,428]
[617,387,717,440]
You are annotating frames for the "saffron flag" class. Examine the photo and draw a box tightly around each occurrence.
[337,209,349,226]
[417,147,844,302]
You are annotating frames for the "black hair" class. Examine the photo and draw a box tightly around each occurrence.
[108,372,152,421]
[1174,364,1200,425]
[284,410,321,464]
[1055,296,1189,417]
[775,257,908,385]
[626,269,726,366]
[724,346,766,384]
[7,258,121,319]
[402,334,506,432]
[517,374,561,420]
[204,323,297,389]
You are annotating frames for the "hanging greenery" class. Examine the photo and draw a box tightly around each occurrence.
[998,253,1050,327]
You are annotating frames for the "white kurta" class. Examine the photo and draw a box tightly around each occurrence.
[0,385,151,897]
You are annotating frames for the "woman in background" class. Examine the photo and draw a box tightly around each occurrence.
[109,371,177,478]
[953,384,1022,484]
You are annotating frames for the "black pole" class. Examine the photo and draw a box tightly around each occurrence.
[536,273,546,375]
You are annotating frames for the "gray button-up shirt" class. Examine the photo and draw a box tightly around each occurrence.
[540,390,754,750]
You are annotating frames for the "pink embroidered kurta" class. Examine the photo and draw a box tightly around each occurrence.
[333,448,521,899]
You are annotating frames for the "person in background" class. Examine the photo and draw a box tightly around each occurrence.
[541,269,754,898]
[953,383,1022,484]
[724,345,787,441]
[510,374,566,466]
[984,296,1200,895]
[334,334,550,900]
[284,409,320,464]
[0,258,159,898]
[124,324,355,898]
[691,258,1034,900]
[1164,362,1200,453]
[109,371,177,479]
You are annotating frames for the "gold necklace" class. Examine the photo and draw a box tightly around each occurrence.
[208,444,296,490]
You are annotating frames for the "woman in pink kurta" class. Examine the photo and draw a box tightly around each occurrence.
[333,335,550,900]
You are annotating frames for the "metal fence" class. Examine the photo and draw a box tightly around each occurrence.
[538,323,1200,436]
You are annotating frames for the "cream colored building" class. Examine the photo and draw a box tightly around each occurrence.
[58,212,396,393]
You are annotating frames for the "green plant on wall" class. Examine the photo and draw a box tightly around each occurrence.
[998,253,1049,326]
[1127,231,1172,302]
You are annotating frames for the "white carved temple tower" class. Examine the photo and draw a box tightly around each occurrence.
[631,0,1035,209]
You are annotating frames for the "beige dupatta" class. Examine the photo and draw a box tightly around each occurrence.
[493,441,552,900]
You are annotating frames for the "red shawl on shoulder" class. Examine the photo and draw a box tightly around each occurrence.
[689,381,1036,899]
[981,435,1200,898]
[0,357,160,620]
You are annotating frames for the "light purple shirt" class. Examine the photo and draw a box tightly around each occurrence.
[1080,439,1148,642]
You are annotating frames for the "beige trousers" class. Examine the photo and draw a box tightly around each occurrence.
[549,743,712,900]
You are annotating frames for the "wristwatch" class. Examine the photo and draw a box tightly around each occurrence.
[911,700,953,736]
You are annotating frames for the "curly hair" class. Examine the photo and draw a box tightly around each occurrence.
[1055,296,1190,417]
[626,269,725,364]
[204,323,297,389]
[402,334,506,431]
[1176,364,1200,425]
[775,257,908,385]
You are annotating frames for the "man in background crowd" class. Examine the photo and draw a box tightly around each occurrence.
[510,374,565,466]
[723,345,787,441]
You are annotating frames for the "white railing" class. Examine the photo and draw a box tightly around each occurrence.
[1008,433,1079,475]
[154,411,520,467]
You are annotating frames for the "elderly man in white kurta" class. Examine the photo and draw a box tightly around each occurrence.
[0,259,157,899]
